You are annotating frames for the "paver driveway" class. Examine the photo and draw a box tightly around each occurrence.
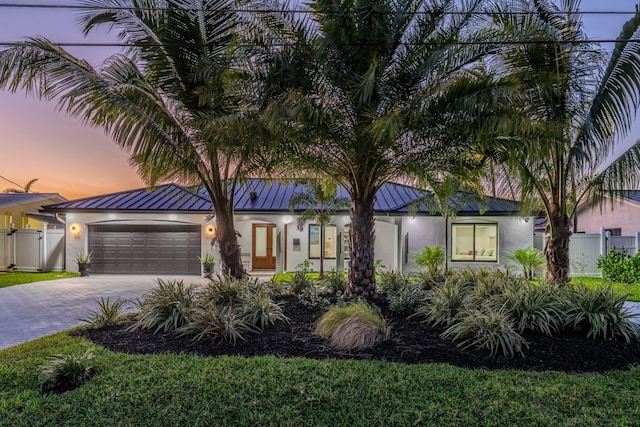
[0,275,208,350]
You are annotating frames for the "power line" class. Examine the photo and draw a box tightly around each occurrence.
[0,2,637,15]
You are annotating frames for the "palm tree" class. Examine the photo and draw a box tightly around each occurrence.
[0,0,276,278]
[3,178,38,193]
[254,0,512,297]
[288,178,350,277]
[491,0,640,283]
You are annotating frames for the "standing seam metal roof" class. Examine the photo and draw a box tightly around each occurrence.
[43,180,521,214]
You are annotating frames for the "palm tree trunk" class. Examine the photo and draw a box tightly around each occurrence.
[213,201,244,279]
[346,190,376,298]
[545,205,571,285]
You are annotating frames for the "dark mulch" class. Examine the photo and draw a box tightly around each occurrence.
[75,296,640,373]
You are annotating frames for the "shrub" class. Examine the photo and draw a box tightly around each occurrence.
[507,246,545,280]
[441,308,528,357]
[597,250,640,284]
[412,271,447,290]
[414,246,445,275]
[563,284,640,342]
[242,291,288,329]
[499,281,565,335]
[386,282,428,315]
[178,304,257,344]
[80,297,126,328]
[315,302,388,350]
[130,279,196,334]
[317,270,347,295]
[377,271,410,295]
[288,271,315,295]
[39,350,94,393]
[299,286,332,310]
[413,278,470,326]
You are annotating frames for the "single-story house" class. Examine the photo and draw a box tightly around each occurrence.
[0,193,67,272]
[42,180,534,275]
[576,191,640,236]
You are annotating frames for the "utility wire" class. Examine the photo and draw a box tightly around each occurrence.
[0,2,637,15]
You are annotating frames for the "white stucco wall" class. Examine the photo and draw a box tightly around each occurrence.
[577,199,640,236]
[401,215,534,273]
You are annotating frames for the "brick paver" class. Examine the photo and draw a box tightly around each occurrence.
[0,275,208,350]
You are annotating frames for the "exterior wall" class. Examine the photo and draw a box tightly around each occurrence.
[1,199,65,230]
[64,212,215,274]
[401,215,534,273]
[577,199,640,236]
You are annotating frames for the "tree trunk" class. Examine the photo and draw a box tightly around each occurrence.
[545,205,571,285]
[346,190,376,298]
[213,200,245,279]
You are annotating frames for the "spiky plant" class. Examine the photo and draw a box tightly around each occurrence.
[39,350,94,393]
[498,281,565,336]
[130,279,196,334]
[80,297,126,328]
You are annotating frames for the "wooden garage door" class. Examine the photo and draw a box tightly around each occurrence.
[88,224,201,274]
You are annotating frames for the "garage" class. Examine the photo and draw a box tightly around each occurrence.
[88,224,201,274]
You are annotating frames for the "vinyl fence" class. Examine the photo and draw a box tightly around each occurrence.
[0,228,65,272]
[534,228,640,277]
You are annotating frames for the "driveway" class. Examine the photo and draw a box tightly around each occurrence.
[0,275,209,350]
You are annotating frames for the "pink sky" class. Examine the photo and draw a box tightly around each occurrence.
[0,1,638,200]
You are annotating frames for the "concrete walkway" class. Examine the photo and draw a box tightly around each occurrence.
[0,275,209,350]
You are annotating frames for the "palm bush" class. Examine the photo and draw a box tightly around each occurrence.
[441,308,528,358]
[39,350,94,393]
[563,284,640,342]
[507,247,545,280]
[415,246,445,276]
[130,279,196,334]
[315,302,388,350]
[80,297,126,328]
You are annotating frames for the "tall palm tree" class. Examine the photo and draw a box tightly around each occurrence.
[0,0,276,278]
[491,0,640,283]
[252,0,512,297]
[288,178,350,277]
[3,178,38,193]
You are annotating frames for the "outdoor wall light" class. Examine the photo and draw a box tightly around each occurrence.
[70,224,80,234]
[519,217,530,223]
[283,215,292,223]
[206,225,215,235]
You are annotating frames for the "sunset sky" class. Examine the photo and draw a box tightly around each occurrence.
[0,1,638,200]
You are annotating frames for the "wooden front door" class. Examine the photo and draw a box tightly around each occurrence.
[252,224,276,270]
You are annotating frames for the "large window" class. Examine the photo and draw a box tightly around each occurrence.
[343,224,350,258]
[309,225,337,259]
[452,223,497,262]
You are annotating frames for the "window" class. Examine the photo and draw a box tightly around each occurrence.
[452,223,498,262]
[605,228,622,237]
[309,225,337,259]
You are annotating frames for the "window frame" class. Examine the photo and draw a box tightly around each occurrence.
[308,224,338,259]
[451,223,498,263]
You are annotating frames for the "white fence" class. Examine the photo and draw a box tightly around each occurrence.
[534,228,640,277]
[0,228,65,272]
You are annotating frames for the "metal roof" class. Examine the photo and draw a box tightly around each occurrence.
[0,193,66,209]
[43,179,521,215]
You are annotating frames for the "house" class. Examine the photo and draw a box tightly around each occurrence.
[576,191,640,236]
[0,193,67,272]
[42,180,534,275]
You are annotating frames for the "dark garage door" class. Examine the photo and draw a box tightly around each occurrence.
[88,224,201,274]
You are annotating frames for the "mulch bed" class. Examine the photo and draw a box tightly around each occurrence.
[76,296,640,373]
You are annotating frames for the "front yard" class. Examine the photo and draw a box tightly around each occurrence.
[1,333,640,426]
[572,277,640,302]
[0,272,80,289]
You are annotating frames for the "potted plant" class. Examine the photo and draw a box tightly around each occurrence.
[198,252,215,278]
[75,251,93,277]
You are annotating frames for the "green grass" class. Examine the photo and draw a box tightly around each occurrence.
[571,277,640,302]
[2,333,640,426]
[0,272,80,289]
[271,272,320,283]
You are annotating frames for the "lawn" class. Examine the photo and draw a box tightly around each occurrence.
[0,272,80,289]
[571,277,640,302]
[2,333,640,426]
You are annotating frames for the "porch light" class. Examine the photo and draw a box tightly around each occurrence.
[70,224,80,234]
[283,215,292,223]
[519,217,530,223]
[206,225,216,236]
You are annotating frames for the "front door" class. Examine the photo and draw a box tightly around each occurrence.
[252,224,276,270]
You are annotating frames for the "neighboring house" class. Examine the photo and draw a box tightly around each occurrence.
[576,191,640,236]
[0,193,67,272]
[42,180,534,275]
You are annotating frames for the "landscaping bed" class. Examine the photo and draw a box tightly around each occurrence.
[76,296,640,373]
